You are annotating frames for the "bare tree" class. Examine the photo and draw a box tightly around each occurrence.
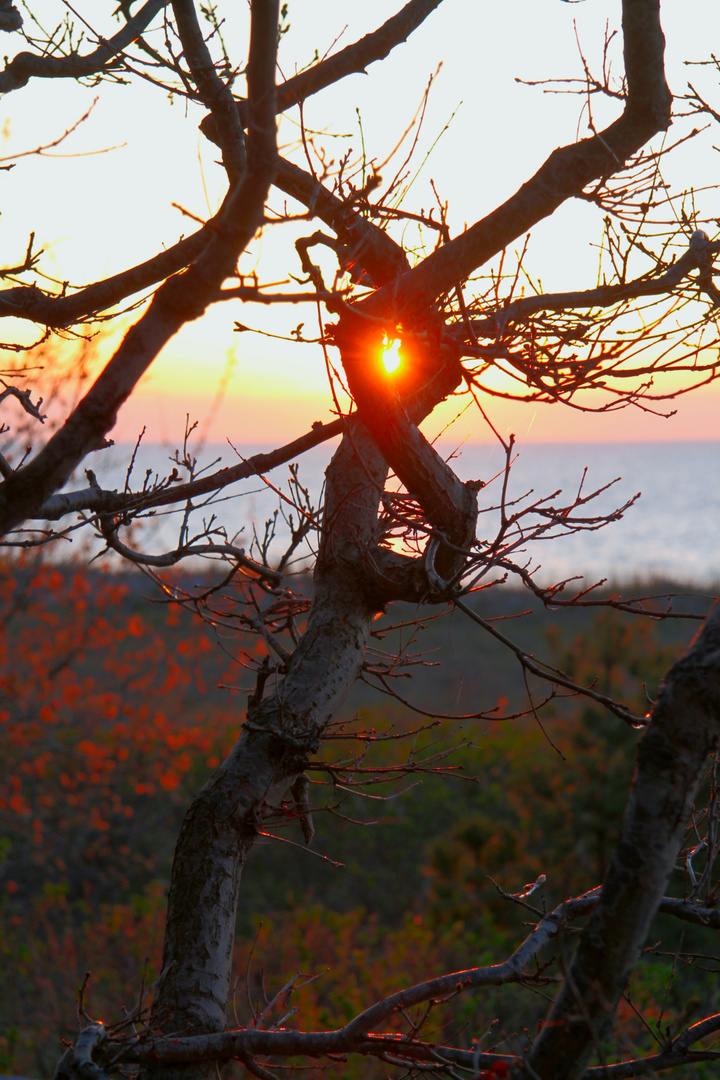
[1,2,720,1079]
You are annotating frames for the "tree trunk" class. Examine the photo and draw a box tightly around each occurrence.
[525,602,720,1080]
[147,425,389,1044]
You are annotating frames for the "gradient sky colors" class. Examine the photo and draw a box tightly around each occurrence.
[2,1,720,447]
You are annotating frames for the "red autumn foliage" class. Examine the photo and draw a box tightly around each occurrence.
[0,558,254,1073]
[0,559,244,902]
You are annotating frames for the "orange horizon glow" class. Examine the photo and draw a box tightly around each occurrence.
[110,380,720,447]
[27,316,720,448]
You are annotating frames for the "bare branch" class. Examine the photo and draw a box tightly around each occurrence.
[171,0,245,182]
[0,0,169,92]
[0,0,279,536]
[470,230,720,335]
[361,0,672,315]
[30,417,342,522]
[0,382,46,423]
[200,0,445,133]
[527,600,720,1080]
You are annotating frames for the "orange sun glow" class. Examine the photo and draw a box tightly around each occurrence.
[381,335,402,374]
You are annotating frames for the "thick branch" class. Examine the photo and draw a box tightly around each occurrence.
[105,892,599,1065]
[526,601,720,1080]
[0,154,405,328]
[128,6,280,1051]
[273,0,443,116]
[324,0,670,592]
[273,158,410,287]
[172,0,246,182]
[468,230,720,336]
[30,418,342,522]
[198,0,444,134]
[149,421,387,1038]
[0,0,169,92]
[104,893,720,1071]
[0,1,278,537]
[335,313,477,581]
[0,9,421,329]
[0,0,431,328]
[362,0,672,317]
[0,222,215,327]
[65,891,720,1075]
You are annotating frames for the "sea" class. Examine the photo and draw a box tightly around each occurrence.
[69,439,720,588]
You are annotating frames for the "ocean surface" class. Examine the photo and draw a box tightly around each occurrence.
[74,440,720,587]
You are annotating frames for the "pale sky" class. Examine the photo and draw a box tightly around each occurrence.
[2,0,720,448]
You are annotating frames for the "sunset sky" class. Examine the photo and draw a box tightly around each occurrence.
[2,0,720,448]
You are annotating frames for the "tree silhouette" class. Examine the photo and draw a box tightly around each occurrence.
[1,3,720,1079]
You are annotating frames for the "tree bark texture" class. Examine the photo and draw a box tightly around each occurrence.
[147,417,394,1044]
[119,0,677,1065]
[525,601,720,1080]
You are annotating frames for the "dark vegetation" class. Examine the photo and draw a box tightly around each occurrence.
[2,560,717,1078]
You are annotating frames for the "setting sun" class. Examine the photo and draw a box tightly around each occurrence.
[381,334,402,374]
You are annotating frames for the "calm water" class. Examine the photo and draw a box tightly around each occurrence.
[451,440,720,586]
[77,440,720,586]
